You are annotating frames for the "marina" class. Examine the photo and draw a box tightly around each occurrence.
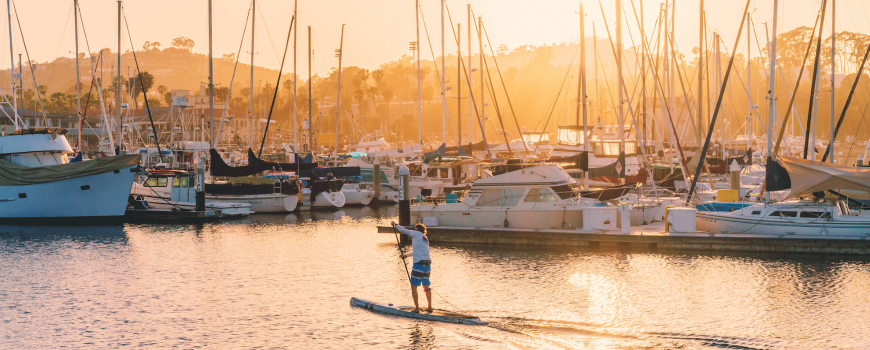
[4,0,870,347]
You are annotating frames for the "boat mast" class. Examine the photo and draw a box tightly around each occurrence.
[747,11,751,151]
[616,0,625,185]
[478,16,483,146]
[580,2,589,190]
[293,0,297,152]
[640,0,645,148]
[457,23,461,148]
[416,0,421,145]
[767,0,779,202]
[208,0,214,148]
[250,0,255,150]
[335,24,345,154]
[467,4,472,146]
[830,0,835,163]
[308,26,312,153]
[116,1,123,153]
[441,0,445,144]
[75,0,81,148]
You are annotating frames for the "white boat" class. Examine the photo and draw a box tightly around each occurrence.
[695,156,870,237]
[131,170,253,217]
[411,164,604,230]
[0,129,140,220]
[354,134,390,153]
[300,176,347,209]
[204,178,299,213]
[341,182,374,206]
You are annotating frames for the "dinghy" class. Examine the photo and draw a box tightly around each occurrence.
[350,297,488,326]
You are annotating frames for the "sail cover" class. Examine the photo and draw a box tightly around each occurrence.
[0,154,140,186]
[779,156,870,198]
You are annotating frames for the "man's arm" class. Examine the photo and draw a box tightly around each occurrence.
[391,222,420,239]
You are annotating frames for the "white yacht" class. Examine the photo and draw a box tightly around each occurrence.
[341,182,374,206]
[0,128,140,220]
[695,156,870,237]
[411,164,605,230]
[131,170,253,217]
[354,133,390,153]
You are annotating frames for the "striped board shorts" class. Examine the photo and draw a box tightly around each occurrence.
[410,260,431,286]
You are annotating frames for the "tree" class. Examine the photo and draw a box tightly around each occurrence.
[215,86,230,102]
[171,37,195,51]
[127,71,155,108]
[498,44,509,55]
[222,53,236,62]
[142,41,161,51]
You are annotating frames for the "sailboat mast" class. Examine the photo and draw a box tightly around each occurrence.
[467,4,472,146]
[116,1,122,152]
[293,0,297,152]
[767,0,779,202]
[746,11,751,151]
[208,0,214,148]
[457,24,461,148]
[616,0,625,184]
[416,0,421,145]
[580,2,589,190]
[75,0,81,148]
[308,26,312,153]
[698,0,704,145]
[441,0,445,144]
[478,16,483,145]
[640,0,645,147]
[335,24,345,154]
[830,0,835,163]
[250,0,255,150]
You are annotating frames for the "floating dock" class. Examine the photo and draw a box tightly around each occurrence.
[125,209,221,223]
[379,222,870,255]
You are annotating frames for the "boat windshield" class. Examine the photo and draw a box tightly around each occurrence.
[593,141,638,157]
[523,132,550,144]
[557,128,585,146]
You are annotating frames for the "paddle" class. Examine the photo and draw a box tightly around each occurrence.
[392,225,412,283]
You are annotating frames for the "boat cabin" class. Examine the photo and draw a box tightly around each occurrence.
[0,128,73,166]
[142,170,199,203]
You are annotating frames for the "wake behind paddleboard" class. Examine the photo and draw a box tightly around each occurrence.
[350,297,488,326]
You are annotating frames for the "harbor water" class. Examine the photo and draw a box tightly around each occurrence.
[2,208,870,349]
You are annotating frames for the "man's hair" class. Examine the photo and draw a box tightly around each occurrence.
[414,223,427,234]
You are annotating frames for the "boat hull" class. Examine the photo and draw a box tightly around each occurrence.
[205,194,298,213]
[412,205,589,230]
[0,164,137,218]
[696,211,870,237]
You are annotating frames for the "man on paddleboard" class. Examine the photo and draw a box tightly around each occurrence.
[391,221,433,313]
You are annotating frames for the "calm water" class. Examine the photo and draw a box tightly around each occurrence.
[2,208,870,349]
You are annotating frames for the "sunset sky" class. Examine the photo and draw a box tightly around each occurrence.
[5,0,867,77]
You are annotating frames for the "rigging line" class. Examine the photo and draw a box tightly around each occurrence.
[531,43,580,155]
[74,2,110,135]
[43,2,74,107]
[255,3,282,62]
[417,2,458,143]
[175,0,206,91]
[442,3,490,155]
[11,0,47,123]
[258,15,294,157]
[215,1,253,146]
[121,6,164,163]
[480,21,530,152]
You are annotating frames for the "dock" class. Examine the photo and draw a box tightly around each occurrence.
[378,222,870,255]
[125,209,221,223]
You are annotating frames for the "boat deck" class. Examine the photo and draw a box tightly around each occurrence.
[378,221,870,255]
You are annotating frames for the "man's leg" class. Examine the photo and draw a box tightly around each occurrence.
[410,285,420,312]
[423,285,433,312]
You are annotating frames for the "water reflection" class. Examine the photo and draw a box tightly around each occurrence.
[1,210,869,349]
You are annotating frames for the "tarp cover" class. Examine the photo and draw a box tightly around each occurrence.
[0,154,140,186]
[779,156,870,198]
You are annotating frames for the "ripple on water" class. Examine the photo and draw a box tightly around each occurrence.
[2,207,870,349]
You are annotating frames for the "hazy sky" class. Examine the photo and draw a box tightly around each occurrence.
[5,0,868,78]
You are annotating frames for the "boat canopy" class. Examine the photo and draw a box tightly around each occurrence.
[780,156,870,198]
[0,154,140,186]
[472,165,574,187]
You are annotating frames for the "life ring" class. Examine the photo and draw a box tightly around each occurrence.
[296,179,304,193]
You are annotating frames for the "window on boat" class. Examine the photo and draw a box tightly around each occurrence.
[799,211,831,219]
[172,177,181,188]
[768,211,798,217]
[440,168,450,179]
[477,188,522,207]
[524,188,558,202]
[592,141,638,157]
[145,177,168,187]
[751,211,761,215]
[181,177,190,188]
[550,185,575,200]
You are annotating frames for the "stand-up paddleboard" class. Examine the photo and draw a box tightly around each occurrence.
[350,297,488,325]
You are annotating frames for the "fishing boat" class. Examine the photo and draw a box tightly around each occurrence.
[350,297,488,325]
[0,128,141,221]
[131,170,253,217]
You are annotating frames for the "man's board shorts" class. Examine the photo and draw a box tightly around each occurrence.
[410,260,431,286]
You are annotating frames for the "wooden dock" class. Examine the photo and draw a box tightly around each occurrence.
[125,209,221,223]
[378,222,870,255]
